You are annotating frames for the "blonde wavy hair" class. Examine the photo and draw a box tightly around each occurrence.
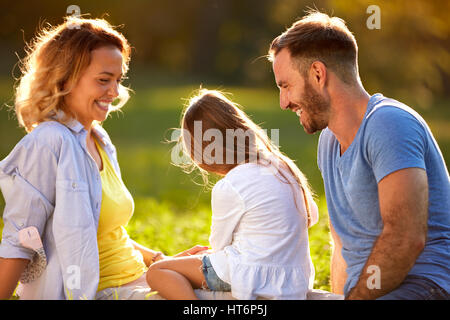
[177,89,315,227]
[14,16,131,132]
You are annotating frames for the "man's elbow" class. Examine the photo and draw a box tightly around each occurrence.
[410,233,426,255]
[411,219,427,254]
[402,228,427,257]
[384,224,427,255]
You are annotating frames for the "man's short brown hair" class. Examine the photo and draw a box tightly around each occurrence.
[269,11,359,85]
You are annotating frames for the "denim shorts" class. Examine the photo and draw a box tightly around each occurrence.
[377,275,449,300]
[201,255,231,292]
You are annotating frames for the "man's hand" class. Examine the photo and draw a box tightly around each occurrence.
[346,168,428,299]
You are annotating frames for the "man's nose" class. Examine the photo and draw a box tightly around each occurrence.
[280,92,290,110]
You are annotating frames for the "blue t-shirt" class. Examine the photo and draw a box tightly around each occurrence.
[318,93,450,296]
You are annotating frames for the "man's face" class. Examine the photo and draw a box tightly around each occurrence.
[272,48,330,134]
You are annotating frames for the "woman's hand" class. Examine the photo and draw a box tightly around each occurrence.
[151,251,166,263]
[173,245,210,258]
[131,240,169,267]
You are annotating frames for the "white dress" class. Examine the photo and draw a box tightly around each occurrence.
[207,159,319,300]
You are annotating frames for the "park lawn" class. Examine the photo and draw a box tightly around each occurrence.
[126,195,332,292]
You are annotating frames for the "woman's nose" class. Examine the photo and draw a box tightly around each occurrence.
[109,81,120,98]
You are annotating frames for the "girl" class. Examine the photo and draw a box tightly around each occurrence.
[146,89,319,300]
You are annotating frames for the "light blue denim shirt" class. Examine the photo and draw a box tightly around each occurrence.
[0,117,122,299]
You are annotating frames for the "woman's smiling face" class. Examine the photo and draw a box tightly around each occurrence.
[64,46,124,129]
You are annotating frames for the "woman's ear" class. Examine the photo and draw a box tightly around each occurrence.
[59,79,67,92]
[60,76,74,93]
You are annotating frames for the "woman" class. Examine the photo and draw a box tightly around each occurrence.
[0,16,204,300]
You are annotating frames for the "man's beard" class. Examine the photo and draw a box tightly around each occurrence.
[299,80,330,134]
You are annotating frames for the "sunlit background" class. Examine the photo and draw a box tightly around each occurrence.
[0,0,448,292]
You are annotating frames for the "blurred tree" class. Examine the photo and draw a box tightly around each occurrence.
[326,0,450,109]
[0,0,448,108]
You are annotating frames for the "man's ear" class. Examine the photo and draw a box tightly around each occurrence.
[309,61,327,89]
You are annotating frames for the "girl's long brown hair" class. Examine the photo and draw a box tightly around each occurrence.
[177,89,315,227]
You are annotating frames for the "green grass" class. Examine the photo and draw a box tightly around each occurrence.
[0,77,449,297]
[125,195,332,291]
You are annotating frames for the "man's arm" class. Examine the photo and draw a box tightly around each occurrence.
[346,167,428,299]
[329,222,347,295]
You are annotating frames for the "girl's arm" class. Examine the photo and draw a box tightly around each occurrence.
[132,240,209,266]
[0,258,29,300]
[173,245,210,257]
[209,179,245,250]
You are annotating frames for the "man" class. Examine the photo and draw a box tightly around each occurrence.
[268,11,449,299]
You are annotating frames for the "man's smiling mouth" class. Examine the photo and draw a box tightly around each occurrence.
[290,105,302,116]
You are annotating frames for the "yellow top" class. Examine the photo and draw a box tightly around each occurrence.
[95,139,147,292]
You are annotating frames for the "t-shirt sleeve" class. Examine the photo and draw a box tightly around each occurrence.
[365,107,427,183]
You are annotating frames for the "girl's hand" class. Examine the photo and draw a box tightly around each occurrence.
[173,245,210,258]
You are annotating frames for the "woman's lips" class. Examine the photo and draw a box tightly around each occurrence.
[95,100,111,111]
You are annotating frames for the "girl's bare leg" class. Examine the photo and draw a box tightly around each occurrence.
[146,255,207,300]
